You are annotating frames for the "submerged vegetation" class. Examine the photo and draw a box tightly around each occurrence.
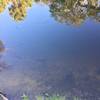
[0,0,100,24]
[0,93,82,100]
[21,94,83,100]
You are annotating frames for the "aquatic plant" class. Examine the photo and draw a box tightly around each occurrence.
[22,94,29,100]
[22,94,66,100]
[73,96,81,100]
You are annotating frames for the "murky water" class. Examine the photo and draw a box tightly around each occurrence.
[0,0,100,99]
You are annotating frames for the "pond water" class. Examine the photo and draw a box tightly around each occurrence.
[0,0,100,99]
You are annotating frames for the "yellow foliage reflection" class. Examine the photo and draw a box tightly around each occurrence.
[0,0,33,21]
[8,0,33,21]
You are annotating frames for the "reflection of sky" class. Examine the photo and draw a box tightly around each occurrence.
[0,4,100,73]
[0,5,100,59]
[0,4,100,99]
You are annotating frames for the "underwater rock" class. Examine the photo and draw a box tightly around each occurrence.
[0,40,5,52]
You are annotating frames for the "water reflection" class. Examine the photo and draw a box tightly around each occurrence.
[0,0,100,24]
[49,0,100,25]
[0,0,100,99]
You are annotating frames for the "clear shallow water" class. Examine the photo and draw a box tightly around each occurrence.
[0,1,100,99]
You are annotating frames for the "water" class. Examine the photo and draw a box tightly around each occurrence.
[0,0,100,99]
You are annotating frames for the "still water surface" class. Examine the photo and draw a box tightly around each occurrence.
[0,1,100,99]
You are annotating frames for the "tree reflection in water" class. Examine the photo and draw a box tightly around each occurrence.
[0,0,100,24]
[49,0,100,25]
